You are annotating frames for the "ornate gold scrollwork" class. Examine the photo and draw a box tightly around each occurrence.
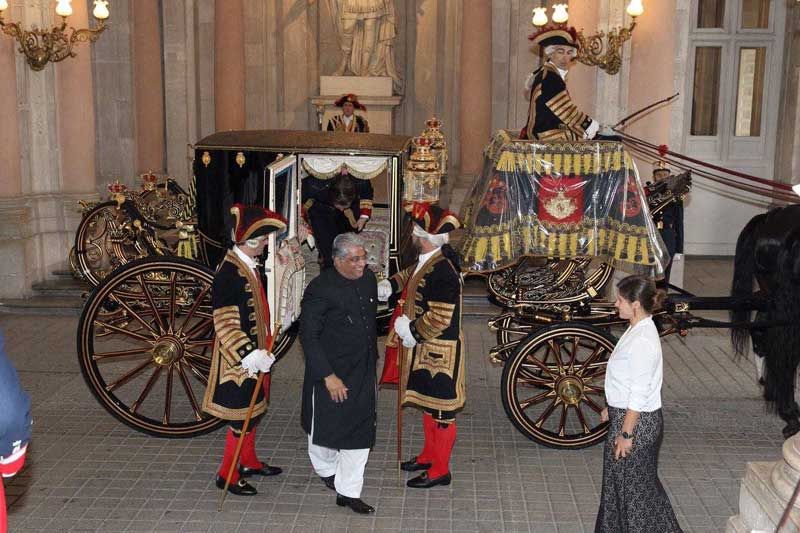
[575,21,636,75]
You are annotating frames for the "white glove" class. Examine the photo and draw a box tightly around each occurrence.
[583,119,600,140]
[394,315,417,348]
[377,280,392,302]
[240,349,275,377]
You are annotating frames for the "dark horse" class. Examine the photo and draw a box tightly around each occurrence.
[731,204,800,438]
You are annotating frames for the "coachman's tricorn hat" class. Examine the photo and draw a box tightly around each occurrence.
[334,93,367,111]
[407,202,460,235]
[529,25,580,49]
[230,204,287,243]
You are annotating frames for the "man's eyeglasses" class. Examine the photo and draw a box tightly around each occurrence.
[345,254,368,264]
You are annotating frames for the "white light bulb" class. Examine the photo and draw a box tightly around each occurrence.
[0,1,8,13]
[626,0,644,18]
[552,4,569,24]
[93,0,109,20]
[532,7,548,27]
[55,0,73,17]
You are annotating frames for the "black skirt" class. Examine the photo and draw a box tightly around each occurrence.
[595,407,682,533]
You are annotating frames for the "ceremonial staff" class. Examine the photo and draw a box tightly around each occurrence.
[396,297,406,485]
[218,323,281,511]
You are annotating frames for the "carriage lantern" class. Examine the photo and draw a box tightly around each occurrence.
[422,116,448,180]
[404,136,441,203]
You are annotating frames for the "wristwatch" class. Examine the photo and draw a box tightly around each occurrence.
[621,431,633,440]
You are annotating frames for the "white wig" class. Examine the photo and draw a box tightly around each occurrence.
[412,223,449,247]
[544,45,577,58]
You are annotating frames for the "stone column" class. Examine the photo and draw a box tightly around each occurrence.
[0,29,20,197]
[55,0,97,193]
[728,432,800,531]
[458,0,492,187]
[133,0,166,174]
[214,0,245,131]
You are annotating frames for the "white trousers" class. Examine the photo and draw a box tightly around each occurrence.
[308,391,370,498]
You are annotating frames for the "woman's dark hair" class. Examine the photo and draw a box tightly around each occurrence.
[329,174,356,209]
[616,275,665,314]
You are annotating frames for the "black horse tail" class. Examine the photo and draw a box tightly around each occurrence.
[730,212,765,356]
[760,235,800,419]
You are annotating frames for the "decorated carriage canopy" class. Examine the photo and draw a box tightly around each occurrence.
[458,130,668,276]
[193,129,410,257]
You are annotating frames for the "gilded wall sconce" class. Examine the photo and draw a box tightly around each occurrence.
[0,0,109,71]
[532,0,643,75]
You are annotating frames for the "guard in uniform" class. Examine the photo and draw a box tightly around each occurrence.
[652,161,684,289]
[302,171,374,268]
[520,26,599,141]
[327,93,370,132]
[202,204,286,496]
[378,203,464,489]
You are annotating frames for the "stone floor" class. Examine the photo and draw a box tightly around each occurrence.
[1,258,786,532]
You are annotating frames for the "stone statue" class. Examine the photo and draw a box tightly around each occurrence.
[326,0,401,88]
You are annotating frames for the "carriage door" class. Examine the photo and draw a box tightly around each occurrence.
[682,0,786,255]
[264,155,306,331]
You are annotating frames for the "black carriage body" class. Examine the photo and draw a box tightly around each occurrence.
[193,130,412,285]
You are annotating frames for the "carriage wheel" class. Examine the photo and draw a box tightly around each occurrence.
[489,313,538,364]
[78,257,223,437]
[501,322,616,449]
[74,201,150,287]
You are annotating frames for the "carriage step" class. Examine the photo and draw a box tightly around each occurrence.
[0,296,82,316]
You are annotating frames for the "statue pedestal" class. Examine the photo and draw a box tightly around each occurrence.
[311,76,402,134]
[727,435,800,532]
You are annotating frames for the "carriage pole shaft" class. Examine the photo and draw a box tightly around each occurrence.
[218,324,280,512]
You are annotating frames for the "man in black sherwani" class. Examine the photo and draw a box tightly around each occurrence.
[652,161,685,289]
[300,232,378,514]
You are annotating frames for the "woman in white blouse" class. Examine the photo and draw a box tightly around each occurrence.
[595,275,682,533]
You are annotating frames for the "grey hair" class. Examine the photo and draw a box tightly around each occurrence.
[332,232,366,259]
[544,45,577,57]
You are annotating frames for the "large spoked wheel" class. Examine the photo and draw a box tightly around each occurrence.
[501,322,616,449]
[78,257,223,437]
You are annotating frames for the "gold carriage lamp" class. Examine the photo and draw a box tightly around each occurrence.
[404,136,441,203]
[531,1,643,75]
[422,116,448,181]
[0,0,110,72]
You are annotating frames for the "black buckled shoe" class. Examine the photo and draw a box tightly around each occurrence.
[400,456,432,472]
[320,475,336,490]
[239,463,282,477]
[336,494,375,514]
[215,476,258,496]
[407,471,451,489]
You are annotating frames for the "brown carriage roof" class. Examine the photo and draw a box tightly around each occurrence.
[194,130,412,155]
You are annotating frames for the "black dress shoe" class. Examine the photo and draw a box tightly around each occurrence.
[336,494,375,514]
[320,475,336,490]
[400,456,432,472]
[407,471,451,489]
[215,476,258,496]
[239,463,283,477]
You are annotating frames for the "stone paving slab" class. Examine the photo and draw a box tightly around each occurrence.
[0,258,786,532]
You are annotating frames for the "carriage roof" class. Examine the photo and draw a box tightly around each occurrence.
[194,130,412,156]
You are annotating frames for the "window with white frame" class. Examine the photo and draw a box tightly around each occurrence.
[686,0,784,163]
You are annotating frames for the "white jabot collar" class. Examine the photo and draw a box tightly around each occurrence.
[233,245,258,270]
[547,61,569,80]
[414,247,441,276]
[343,114,353,125]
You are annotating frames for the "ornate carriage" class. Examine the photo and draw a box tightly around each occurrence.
[73,130,412,438]
[457,130,691,449]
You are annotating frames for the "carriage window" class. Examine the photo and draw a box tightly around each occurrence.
[734,47,766,136]
[740,0,769,29]
[690,46,722,136]
[273,170,292,241]
[697,0,725,28]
